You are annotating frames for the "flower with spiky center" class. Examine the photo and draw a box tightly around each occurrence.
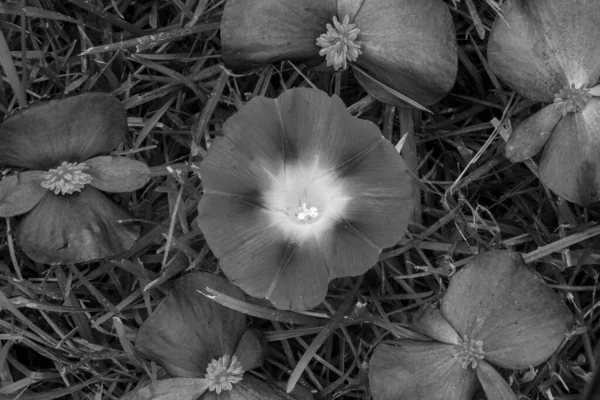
[221,0,457,107]
[197,88,413,310]
[205,354,244,393]
[0,93,150,264]
[488,0,600,205]
[369,250,574,400]
[316,15,362,70]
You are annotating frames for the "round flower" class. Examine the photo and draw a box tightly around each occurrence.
[220,0,457,107]
[0,92,150,264]
[369,250,574,400]
[197,88,413,311]
[487,0,600,205]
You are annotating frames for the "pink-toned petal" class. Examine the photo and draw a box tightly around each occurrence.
[86,156,150,193]
[441,250,573,370]
[354,0,457,106]
[274,88,382,169]
[539,99,600,205]
[505,104,563,162]
[135,273,248,378]
[221,0,335,69]
[0,92,126,170]
[368,340,479,400]
[488,0,600,101]
[197,193,329,311]
[334,138,413,248]
[0,171,46,217]
[200,96,285,199]
[476,360,519,400]
[16,187,139,264]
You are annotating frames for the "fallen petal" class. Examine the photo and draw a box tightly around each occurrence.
[0,171,47,217]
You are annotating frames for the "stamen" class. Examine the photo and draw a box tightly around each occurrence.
[316,15,362,70]
[40,161,93,195]
[295,202,319,221]
[454,335,485,369]
[554,84,592,116]
[205,354,244,394]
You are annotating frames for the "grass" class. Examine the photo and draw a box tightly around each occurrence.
[0,0,598,399]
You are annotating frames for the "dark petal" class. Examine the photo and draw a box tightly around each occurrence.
[441,250,573,370]
[539,99,600,205]
[505,105,562,162]
[368,340,479,400]
[86,156,151,193]
[0,171,46,217]
[135,272,247,378]
[16,187,139,264]
[354,0,457,106]
[0,92,126,170]
[199,96,284,201]
[488,0,600,101]
[334,138,413,248]
[221,0,335,69]
[476,361,519,400]
[274,88,381,169]
[197,193,329,311]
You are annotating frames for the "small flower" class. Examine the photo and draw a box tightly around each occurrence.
[205,354,244,393]
[369,250,574,400]
[316,15,362,70]
[0,93,150,264]
[221,0,457,106]
[197,88,414,310]
[488,0,600,205]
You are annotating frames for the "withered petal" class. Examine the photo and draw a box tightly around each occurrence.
[505,104,562,162]
[368,340,479,400]
[441,250,573,370]
[16,187,139,264]
[488,0,600,101]
[0,93,126,170]
[86,156,150,193]
[0,171,47,217]
[135,272,248,378]
[539,99,600,205]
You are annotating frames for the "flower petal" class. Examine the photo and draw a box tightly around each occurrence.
[233,329,265,372]
[368,340,479,400]
[539,99,600,205]
[86,156,151,193]
[0,92,126,170]
[441,250,573,370]
[221,0,335,69]
[505,104,562,162]
[0,171,46,217]
[412,303,461,345]
[203,375,307,400]
[129,378,210,400]
[135,272,248,378]
[16,187,139,264]
[333,138,413,248]
[476,360,519,400]
[353,0,457,106]
[488,0,600,101]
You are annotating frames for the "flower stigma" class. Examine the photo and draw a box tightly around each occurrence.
[295,202,319,221]
[205,354,244,394]
[554,84,592,116]
[40,161,93,195]
[454,335,485,369]
[316,14,362,71]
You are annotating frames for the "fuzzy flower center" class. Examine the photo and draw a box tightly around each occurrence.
[205,354,244,394]
[264,161,350,241]
[316,15,362,71]
[454,335,485,369]
[553,84,592,116]
[40,161,93,195]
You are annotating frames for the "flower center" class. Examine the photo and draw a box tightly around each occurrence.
[316,14,362,71]
[205,354,244,394]
[454,335,485,369]
[40,161,93,195]
[295,202,319,222]
[553,84,592,115]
